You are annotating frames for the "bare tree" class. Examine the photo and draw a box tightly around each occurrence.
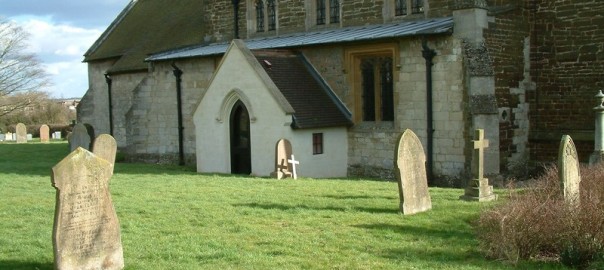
[0,18,50,116]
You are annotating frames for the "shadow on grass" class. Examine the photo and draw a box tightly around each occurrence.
[0,260,53,270]
[233,202,399,214]
[320,194,398,200]
[353,223,474,239]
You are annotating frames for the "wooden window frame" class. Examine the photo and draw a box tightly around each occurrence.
[313,133,324,155]
[345,43,399,124]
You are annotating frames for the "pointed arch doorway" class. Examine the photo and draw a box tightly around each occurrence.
[230,100,252,174]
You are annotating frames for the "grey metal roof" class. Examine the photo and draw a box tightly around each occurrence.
[146,17,453,61]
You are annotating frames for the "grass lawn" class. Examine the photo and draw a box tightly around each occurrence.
[0,142,569,269]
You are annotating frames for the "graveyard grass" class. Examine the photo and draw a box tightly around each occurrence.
[0,142,568,270]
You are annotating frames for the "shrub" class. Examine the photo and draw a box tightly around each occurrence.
[477,163,604,268]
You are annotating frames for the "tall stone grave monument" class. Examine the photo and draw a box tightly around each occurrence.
[51,147,123,270]
[558,135,581,207]
[460,129,497,201]
[16,123,27,143]
[69,123,91,151]
[270,139,293,179]
[395,129,432,215]
[40,124,50,143]
[590,90,604,164]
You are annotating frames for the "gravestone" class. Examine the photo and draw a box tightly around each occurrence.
[460,129,497,201]
[558,135,581,206]
[92,134,118,167]
[288,155,300,179]
[40,124,50,143]
[590,90,604,164]
[69,123,91,151]
[53,131,62,139]
[395,129,432,215]
[51,147,123,270]
[16,123,27,143]
[27,134,33,141]
[5,132,13,141]
[270,139,293,179]
[0,134,4,141]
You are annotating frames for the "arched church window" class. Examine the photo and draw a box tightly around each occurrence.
[267,0,276,31]
[256,0,265,32]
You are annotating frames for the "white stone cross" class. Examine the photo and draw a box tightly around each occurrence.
[472,129,489,180]
[287,154,300,179]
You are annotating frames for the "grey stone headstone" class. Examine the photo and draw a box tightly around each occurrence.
[558,135,581,206]
[26,134,33,141]
[51,148,124,270]
[395,129,432,215]
[53,131,62,139]
[16,123,27,143]
[40,124,50,143]
[0,134,5,141]
[270,139,293,179]
[69,124,91,152]
[6,132,13,141]
[92,134,117,168]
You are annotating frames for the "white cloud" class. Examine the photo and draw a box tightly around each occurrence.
[10,17,102,98]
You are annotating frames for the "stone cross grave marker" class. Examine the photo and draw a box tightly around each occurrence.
[16,123,27,143]
[288,155,300,179]
[558,135,581,207]
[69,123,91,152]
[40,124,50,143]
[395,129,432,215]
[460,129,497,201]
[92,134,118,167]
[51,147,124,270]
[270,139,293,179]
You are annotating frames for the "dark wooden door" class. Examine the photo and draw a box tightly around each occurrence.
[230,101,251,174]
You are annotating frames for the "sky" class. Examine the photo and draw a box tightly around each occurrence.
[1,0,131,98]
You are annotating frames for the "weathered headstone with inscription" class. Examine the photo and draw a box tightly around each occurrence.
[40,124,50,143]
[270,139,293,179]
[92,134,117,167]
[460,129,497,201]
[51,147,123,270]
[558,135,581,206]
[395,129,432,215]
[16,123,27,143]
[69,123,91,151]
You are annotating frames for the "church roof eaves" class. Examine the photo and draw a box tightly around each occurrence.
[146,17,453,62]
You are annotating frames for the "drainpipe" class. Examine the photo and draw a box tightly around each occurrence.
[172,63,185,166]
[232,0,240,39]
[422,39,436,184]
[104,73,114,136]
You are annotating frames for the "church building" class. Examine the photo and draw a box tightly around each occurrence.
[79,0,604,183]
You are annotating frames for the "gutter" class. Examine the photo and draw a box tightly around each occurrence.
[172,63,185,166]
[104,73,114,136]
[422,39,436,184]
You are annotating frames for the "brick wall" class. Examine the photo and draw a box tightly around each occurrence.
[529,0,604,163]
[484,2,532,173]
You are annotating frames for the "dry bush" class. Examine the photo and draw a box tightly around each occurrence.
[477,163,604,268]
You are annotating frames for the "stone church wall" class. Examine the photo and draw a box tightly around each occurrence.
[78,60,116,136]
[110,72,147,149]
[124,59,216,165]
[303,36,465,180]
[529,0,604,163]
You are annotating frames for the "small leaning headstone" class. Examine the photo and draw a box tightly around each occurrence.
[395,129,432,215]
[460,129,497,202]
[51,147,123,270]
[69,123,91,151]
[558,135,581,207]
[16,123,27,143]
[92,134,118,167]
[40,124,50,143]
[270,139,293,179]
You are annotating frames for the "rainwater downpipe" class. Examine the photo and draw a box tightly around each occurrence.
[422,40,436,184]
[104,73,114,136]
[232,0,240,39]
[172,63,185,166]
